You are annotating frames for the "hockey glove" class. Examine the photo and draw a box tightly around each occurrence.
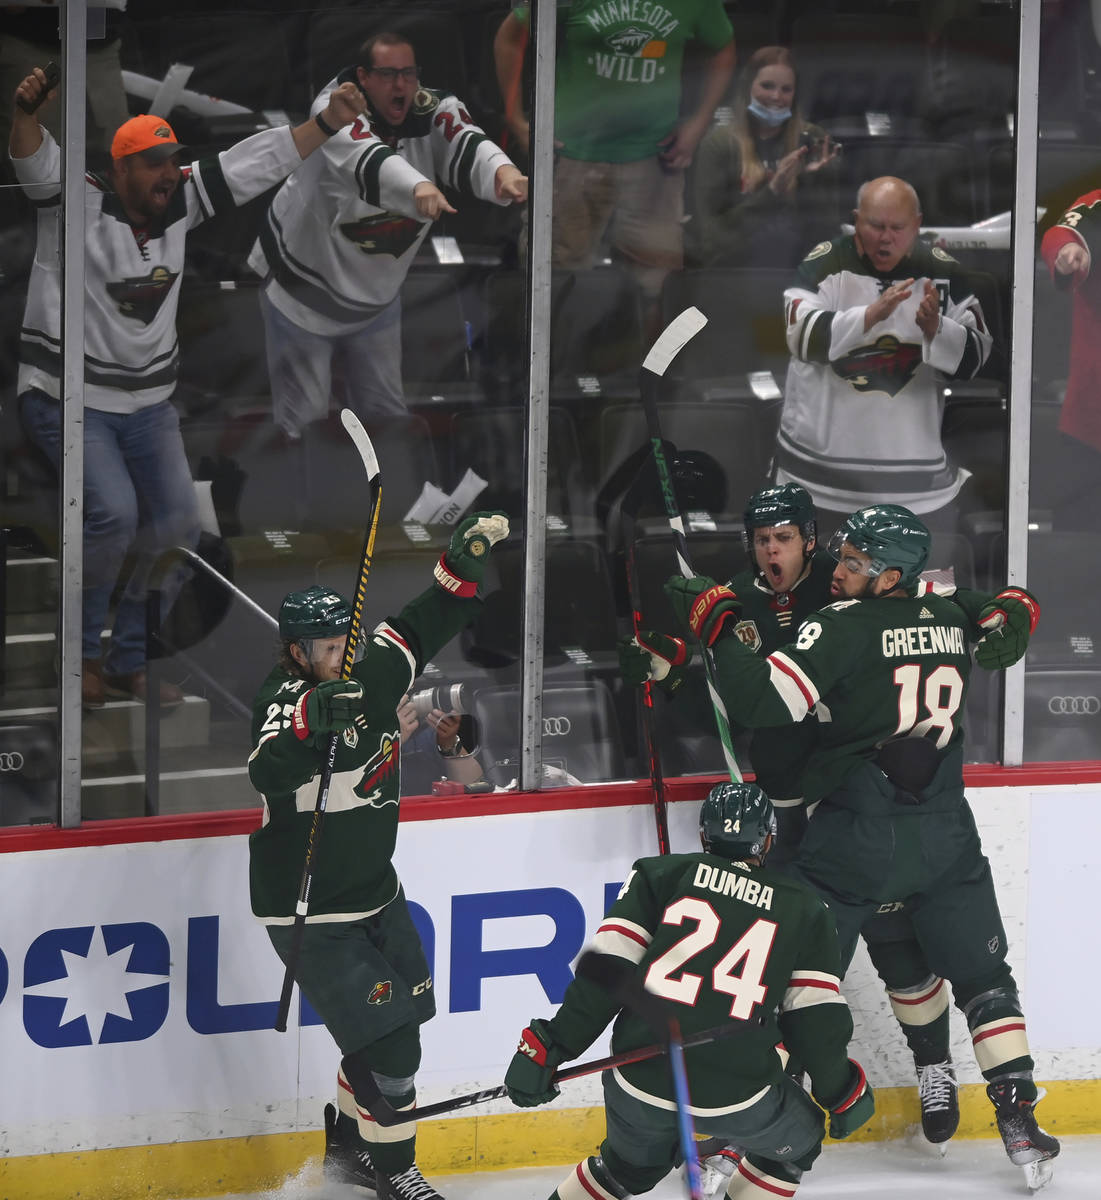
[975,587,1040,670]
[814,1059,875,1139]
[434,511,510,597]
[291,678,365,741]
[504,1018,565,1107]
[618,631,692,695]
[664,576,741,647]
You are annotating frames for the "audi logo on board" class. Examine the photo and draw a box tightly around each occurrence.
[543,716,572,736]
[0,751,25,772]
[1046,696,1101,716]
[1045,696,1098,710]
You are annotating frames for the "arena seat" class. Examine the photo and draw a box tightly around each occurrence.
[658,268,792,402]
[471,680,627,786]
[595,400,777,531]
[463,536,619,671]
[480,267,645,408]
[447,406,588,532]
[1023,669,1101,762]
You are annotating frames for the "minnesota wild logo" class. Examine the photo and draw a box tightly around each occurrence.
[106,265,179,325]
[832,335,922,397]
[609,26,653,54]
[340,212,422,257]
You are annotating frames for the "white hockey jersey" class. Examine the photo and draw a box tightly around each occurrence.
[777,235,992,513]
[248,72,513,336]
[14,124,304,414]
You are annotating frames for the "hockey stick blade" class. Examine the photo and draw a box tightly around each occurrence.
[356,1019,751,1126]
[641,306,708,378]
[340,408,381,483]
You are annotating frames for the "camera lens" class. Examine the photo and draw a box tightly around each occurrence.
[409,682,467,719]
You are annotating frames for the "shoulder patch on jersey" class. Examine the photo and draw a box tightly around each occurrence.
[825,599,861,612]
[412,88,440,116]
[733,619,762,652]
[931,244,958,264]
[803,240,832,262]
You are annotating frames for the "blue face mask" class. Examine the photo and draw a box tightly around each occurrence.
[748,98,791,126]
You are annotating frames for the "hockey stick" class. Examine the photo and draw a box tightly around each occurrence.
[639,307,742,783]
[625,531,671,854]
[575,951,707,1199]
[274,409,381,1033]
[354,1016,752,1126]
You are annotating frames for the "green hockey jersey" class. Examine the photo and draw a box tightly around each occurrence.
[247,583,479,923]
[545,852,855,1114]
[712,589,984,805]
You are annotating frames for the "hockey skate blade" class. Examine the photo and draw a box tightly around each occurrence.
[904,1125,950,1158]
[1022,1157,1055,1191]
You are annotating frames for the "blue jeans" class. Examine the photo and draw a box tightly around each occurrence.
[260,288,407,438]
[19,389,202,675]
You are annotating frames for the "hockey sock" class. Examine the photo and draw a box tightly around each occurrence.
[726,1154,803,1199]
[341,1026,422,1175]
[551,1155,631,1200]
[957,977,1035,1083]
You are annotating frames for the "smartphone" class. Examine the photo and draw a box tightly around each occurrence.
[17,61,60,115]
[800,129,843,158]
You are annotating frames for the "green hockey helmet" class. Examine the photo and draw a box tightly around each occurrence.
[699,781,776,861]
[827,504,931,590]
[742,483,817,552]
[278,586,352,642]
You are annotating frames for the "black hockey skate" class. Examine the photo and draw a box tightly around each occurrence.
[986,1081,1060,1191]
[916,1056,960,1146]
[323,1102,377,1193]
[375,1163,445,1200]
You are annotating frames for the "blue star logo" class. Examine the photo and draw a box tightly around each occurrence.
[23,923,170,1047]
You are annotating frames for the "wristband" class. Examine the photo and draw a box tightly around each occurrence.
[291,688,314,741]
[433,553,479,598]
[315,111,339,137]
[437,739,466,758]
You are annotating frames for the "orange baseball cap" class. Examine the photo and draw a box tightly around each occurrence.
[110,114,186,162]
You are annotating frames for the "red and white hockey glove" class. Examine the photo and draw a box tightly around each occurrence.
[618,630,692,694]
[504,1018,565,1107]
[664,575,742,647]
[291,678,365,740]
[815,1058,875,1139]
[975,586,1040,669]
[433,511,510,597]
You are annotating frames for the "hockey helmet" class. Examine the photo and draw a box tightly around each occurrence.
[278,586,352,642]
[827,504,930,590]
[699,781,776,861]
[742,483,817,553]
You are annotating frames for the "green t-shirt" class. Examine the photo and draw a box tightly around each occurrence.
[514,0,733,162]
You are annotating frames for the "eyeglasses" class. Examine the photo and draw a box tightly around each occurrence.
[366,66,420,82]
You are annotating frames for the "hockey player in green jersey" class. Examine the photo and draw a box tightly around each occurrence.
[665,504,1059,1190]
[247,512,508,1200]
[623,484,971,1148]
[504,781,874,1200]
